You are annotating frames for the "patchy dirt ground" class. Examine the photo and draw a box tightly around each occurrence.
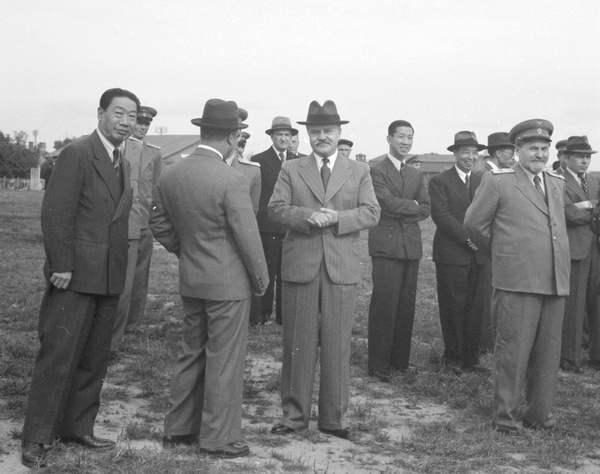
[0,353,456,474]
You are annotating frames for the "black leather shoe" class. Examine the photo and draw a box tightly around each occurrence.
[162,434,198,449]
[60,435,115,449]
[200,442,249,458]
[271,423,295,435]
[319,427,350,439]
[21,440,46,468]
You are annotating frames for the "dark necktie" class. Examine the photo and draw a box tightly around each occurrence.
[113,148,121,180]
[321,157,331,190]
[465,174,470,200]
[578,173,589,199]
[534,175,547,204]
[279,152,285,162]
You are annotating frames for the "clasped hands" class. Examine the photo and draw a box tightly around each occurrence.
[307,208,338,228]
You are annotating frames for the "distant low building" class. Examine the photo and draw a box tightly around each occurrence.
[142,135,201,165]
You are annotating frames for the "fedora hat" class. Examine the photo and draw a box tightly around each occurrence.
[297,100,349,125]
[191,99,248,130]
[565,136,597,154]
[486,132,514,150]
[265,116,298,136]
[447,131,486,152]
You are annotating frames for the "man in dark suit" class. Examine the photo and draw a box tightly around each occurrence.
[367,120,430,381]
[269,100,380,439]
[475,132,515,353]
[480,132,515,173]
[111,105,163,353]
[151,99,268,458]
[252,116,298,324]
[465,119,569,433]
[20,88,139,468]
[558,136,599,372]
[429,131,487,372]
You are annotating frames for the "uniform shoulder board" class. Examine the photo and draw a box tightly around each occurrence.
[545,171,565,180]
[147,142,161,150]
[491,168,515,174]
[128,136,142,143]
[238,158,260,167]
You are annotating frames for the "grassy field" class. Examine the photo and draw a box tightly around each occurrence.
[2,189,600,473]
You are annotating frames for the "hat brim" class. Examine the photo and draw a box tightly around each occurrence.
[297,120,349,125]
[191,118,248,130]
[447,144,486,152]
[265,127,299,136]
[567,149,598,155]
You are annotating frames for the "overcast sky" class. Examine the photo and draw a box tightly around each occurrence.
[2,0,599,167]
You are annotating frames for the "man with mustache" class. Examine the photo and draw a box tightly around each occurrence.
[429,131,487,373]
[465,119,569,433]
[21,88,139,467]
[268,100,380,439]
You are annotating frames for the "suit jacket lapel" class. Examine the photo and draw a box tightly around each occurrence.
[263,147,282,175]
[515,165,548,215]
[563,170,588,201]
[448,167,471,210]
[546,172,564,222]
[298,154,325,203]
[325,155,353,202]
[91,131,121,204]
[383,157,405,196]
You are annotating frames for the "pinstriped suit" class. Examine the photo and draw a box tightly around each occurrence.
[367,157,430,375]
[559,169,599,365]
[22,130,132,444]
[268,153,380,431]
[151,147,269,449]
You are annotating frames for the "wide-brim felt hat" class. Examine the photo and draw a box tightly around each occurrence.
[297,100,349,125]
[265,116,298,136]
[486,132,514,149]
[191,99,248,130]
[447,131,486,152]
[565,135,597,154]
[509,119,553,144]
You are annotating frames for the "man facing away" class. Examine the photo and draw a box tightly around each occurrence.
[268,100,380,439]
[111,105,163,354]
[151,99,268,458]
[465,119,570,433]
[367,120,430,381]
[252,116,298,324]
[429,131,488,373]
[21,88,138,468]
